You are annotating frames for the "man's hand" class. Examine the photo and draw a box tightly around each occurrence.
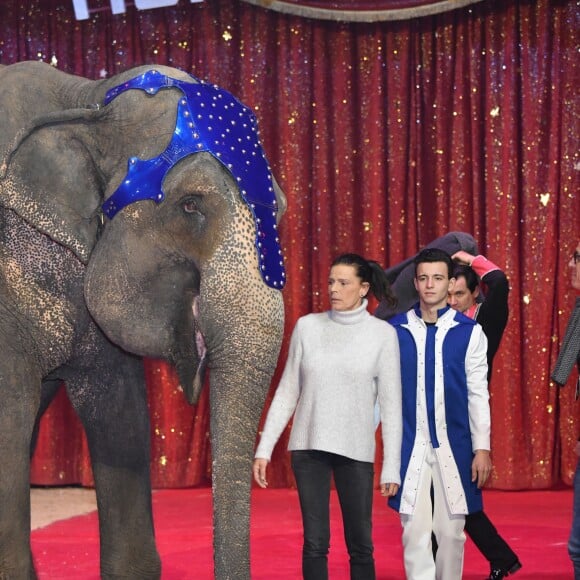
[472,449,492,488]
[452,250,476,266]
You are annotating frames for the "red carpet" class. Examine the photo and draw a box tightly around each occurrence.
[32,488,574,579]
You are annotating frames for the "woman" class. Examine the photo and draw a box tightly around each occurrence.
[253,253,403,580]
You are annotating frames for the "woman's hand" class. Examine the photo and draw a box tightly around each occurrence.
[253,458,269,488]
[380,482,399,497]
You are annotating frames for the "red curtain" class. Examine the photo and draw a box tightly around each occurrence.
[0,0,577,490]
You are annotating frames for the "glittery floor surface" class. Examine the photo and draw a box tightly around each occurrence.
[30,486,573,579]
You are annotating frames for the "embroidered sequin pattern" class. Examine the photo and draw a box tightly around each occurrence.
[102,70,285,289]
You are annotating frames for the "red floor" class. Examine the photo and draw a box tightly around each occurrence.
[31,488,574,579]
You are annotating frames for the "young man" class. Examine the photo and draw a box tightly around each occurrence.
[449,251,522,579]
[388,248,491,579]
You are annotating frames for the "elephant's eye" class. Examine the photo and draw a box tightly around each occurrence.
[182,196,202,215]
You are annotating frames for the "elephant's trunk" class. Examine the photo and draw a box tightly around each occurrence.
[209,365,269,578]
[201,275,284,579]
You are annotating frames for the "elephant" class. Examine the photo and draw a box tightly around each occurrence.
[0,60,286,579]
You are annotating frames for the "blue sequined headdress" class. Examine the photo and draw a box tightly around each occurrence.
[102,70,285,289]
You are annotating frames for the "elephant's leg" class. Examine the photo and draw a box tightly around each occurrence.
[30,379,63,456]
[0,354,41,579]
[65,340,160,580]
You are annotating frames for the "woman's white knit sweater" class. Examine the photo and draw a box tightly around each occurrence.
[255,300,403,485]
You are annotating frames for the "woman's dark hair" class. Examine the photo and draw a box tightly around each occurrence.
[453,264,480,292]
[331,253,397,308]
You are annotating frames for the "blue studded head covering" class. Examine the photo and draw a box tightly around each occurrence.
[101,70,285,290]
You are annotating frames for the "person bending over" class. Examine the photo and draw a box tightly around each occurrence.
[448,250,522,579]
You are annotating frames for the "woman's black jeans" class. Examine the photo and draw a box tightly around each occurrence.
[291,450,376,580]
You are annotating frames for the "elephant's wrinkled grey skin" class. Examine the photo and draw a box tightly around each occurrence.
[0,61,285,579]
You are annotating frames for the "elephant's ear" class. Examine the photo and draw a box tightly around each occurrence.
[0,109,104,264]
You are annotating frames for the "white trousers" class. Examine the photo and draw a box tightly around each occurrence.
[400,446,466,580]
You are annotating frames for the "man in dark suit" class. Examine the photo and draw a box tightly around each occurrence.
[448,250,521,579]
[551,241,580,579]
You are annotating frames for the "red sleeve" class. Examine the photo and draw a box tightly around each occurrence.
[470,255,501,278]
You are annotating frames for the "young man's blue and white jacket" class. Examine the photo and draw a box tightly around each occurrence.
[388,304,490,515]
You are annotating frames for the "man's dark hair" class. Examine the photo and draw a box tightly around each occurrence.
[453,265,480,292]
[413,248,454,279]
